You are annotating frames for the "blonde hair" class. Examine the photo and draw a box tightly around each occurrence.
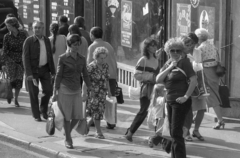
[93,47,108,59]
[150,84,165,108]
[195,28,209,41]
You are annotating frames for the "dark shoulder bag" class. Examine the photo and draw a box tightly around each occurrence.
[115,82,124,104]
[46,105,55,135]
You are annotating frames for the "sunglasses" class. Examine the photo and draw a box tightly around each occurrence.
[170,49,182,54]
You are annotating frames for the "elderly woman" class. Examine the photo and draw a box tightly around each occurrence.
[195,28,224,129]
[156,37,197,158]
[82,47,111,139]
[52,34,91,149]
[124,37,159,142]
[1,17,27,107]
[181,33,206,141]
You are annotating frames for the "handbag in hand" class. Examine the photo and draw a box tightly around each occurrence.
[115,82,124,104]
[0,71,13,100]
[46,105,55,135]
[218,80,231,108]
[216,62,226,77]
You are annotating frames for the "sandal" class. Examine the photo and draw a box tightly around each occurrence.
[185,135,193,142]
[95,133,105,139]
[192,130,204,141]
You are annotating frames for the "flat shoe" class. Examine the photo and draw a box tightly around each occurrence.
[65,141,74,149]
[95,133,105,139]
[15,100,20,107]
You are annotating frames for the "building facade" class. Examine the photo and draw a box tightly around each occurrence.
[13,0,239,118]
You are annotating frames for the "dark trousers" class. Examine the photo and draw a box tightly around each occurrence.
[129,96,150,134]
[167,99,191,158]
[27,65,53,119]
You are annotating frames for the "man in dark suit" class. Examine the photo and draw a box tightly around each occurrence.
[58,15,69,36]
[23,21,55,122]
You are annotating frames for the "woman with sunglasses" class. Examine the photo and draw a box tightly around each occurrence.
[52,34,91,149]
[156,37,197,158]
[124,37,160,142]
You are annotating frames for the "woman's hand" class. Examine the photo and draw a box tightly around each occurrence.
[176,96,188,104]
[107,91,112,98]
[168,61,177,70]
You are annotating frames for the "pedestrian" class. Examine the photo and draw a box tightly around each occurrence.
[147,84,166,148]
[82,47,112,139]
[1,17,27,106]
[180,33,206,142]
[156,37,197,158]
[124,37,159,142]
[22,21,55,122]
[74,16,92,46]
[68,24,88,58]
[195,28,225,129]
[87,26,118,129]
[49,23,67,70]
[52,34,91,149]
[58,15,69,36]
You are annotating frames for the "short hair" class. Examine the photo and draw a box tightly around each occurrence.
[187,32,199,44]
[32,21,44,27]
[90,26,103,39]
[93,47,108,60]
[5,17,19,29]
[66,34,81,47]
[195,28,209,41]
[74,16,85,28]
[6,13,15,18]
[59,15,68,23]
[164,37,185,53]
[141,37,157,59]
[68,24,82,37]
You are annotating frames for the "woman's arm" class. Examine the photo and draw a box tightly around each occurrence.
[53,57,64,96]
[156,61,177,83]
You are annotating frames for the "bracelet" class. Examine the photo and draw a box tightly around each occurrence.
[184,95,189,99]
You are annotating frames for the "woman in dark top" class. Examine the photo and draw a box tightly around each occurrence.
[156,37,197,158]
[124,37,159,142]
[52,34,91,149]
[1,17,27,107]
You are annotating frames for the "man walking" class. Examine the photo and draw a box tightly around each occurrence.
[87,26,118,129]
[23,21,55,122]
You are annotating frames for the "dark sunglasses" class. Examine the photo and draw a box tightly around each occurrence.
[170,49,182,54]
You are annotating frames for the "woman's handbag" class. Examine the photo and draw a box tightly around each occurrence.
[115,82,124,104]
[46,105,55,135]
[0,71,13,100]
[218,80,231,108]
[75,102,88,135]
[216,62,226,77]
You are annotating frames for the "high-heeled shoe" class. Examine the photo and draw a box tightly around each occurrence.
[65,141,74,149]
[213,120,225,129]
[192,130,204,141]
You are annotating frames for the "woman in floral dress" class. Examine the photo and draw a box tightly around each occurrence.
[82,47,111,139]
[1,17,27,107]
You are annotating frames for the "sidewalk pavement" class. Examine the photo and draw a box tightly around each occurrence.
[0,84,240,158]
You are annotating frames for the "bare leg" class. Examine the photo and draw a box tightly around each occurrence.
[212,106,223,122]
[194,110,205,131]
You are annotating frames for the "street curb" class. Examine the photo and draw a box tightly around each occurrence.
[0,133,75,158]
[204,112,240,123]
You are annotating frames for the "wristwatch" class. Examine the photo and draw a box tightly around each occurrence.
[184,95,189,99]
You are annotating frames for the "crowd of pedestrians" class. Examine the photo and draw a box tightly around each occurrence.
[0,13,225,157]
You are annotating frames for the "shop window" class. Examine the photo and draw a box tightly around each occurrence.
[84,0,94,32]
[103,0,164,67]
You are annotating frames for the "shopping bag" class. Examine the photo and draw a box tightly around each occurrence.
[46,106,55,135]
[147,107,156,131]
[128,86,140,100]
[75,119,88,135]
[0,71,13,99]
[52,101,64,131]
[104,97,117,124]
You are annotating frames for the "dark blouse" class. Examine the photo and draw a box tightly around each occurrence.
[162,58,195,101]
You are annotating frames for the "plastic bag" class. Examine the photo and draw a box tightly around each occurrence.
[128,86,140,100]
[147,107,156,131]
[104,97,117,124]
[52,101,64,131]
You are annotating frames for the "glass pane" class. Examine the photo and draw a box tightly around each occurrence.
[50,0,74,24]
[171,0,222,48]
[84,0,94,32]
[103,0,164,67]
[14,0,45,36]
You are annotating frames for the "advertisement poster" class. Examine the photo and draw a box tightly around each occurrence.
[176,3,191,36]
[198,6,215,40]
[121,0,132,48]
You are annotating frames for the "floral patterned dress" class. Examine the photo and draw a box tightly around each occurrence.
[2,30,27,89]
[86,62,109,120]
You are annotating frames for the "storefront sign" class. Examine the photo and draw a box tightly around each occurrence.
[121,0,132,48]
[176,3,191,36]
[190,0,200,8]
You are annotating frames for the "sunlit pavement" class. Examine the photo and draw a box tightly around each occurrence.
[0,84,240,158]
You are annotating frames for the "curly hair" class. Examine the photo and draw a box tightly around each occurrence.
[93,47,108,60]
[5,17,19,29]
[141,37,157,59]
[164,37,185,54]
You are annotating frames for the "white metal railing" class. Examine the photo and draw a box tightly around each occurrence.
[117,62,138,88]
